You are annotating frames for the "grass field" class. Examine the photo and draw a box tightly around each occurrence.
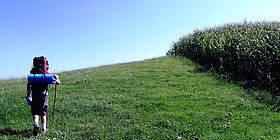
[0,56,279,139]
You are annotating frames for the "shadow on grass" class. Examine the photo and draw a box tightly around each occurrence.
[0,128,31,138]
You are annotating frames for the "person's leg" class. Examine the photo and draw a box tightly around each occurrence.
[33,115,39,126]
[33,115,40,136]
[41,115,47,132]
[41,90,48,132]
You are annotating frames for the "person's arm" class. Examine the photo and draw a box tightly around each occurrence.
[54,74,61,85]
[27,84,32,97]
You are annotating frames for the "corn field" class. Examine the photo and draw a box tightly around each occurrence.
[168,21,280,95]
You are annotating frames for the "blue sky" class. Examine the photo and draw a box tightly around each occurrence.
[0,0,279,79]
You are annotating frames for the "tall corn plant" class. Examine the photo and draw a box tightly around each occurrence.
[168,21,280,96]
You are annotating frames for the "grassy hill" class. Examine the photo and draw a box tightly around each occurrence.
[0,56,279,139]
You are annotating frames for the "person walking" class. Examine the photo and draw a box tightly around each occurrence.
[26,56,60,136]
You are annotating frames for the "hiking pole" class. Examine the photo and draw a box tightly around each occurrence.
[53,84,57,122]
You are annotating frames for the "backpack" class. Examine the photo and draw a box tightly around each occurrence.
[30,56,50,74]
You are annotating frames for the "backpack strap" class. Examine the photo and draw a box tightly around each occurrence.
[33,74,35,84]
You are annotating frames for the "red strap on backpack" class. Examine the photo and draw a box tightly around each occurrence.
[43,56,49,74]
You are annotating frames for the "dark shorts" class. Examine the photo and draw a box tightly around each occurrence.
[31,89,48,116]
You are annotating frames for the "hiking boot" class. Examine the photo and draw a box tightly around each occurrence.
[42,129,47,133]
[33,125,40,136]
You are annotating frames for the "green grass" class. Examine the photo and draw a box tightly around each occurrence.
[168,21,280,93]
[0,56,279,139]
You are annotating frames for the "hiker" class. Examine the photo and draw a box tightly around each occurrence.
[26,56,60,136]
